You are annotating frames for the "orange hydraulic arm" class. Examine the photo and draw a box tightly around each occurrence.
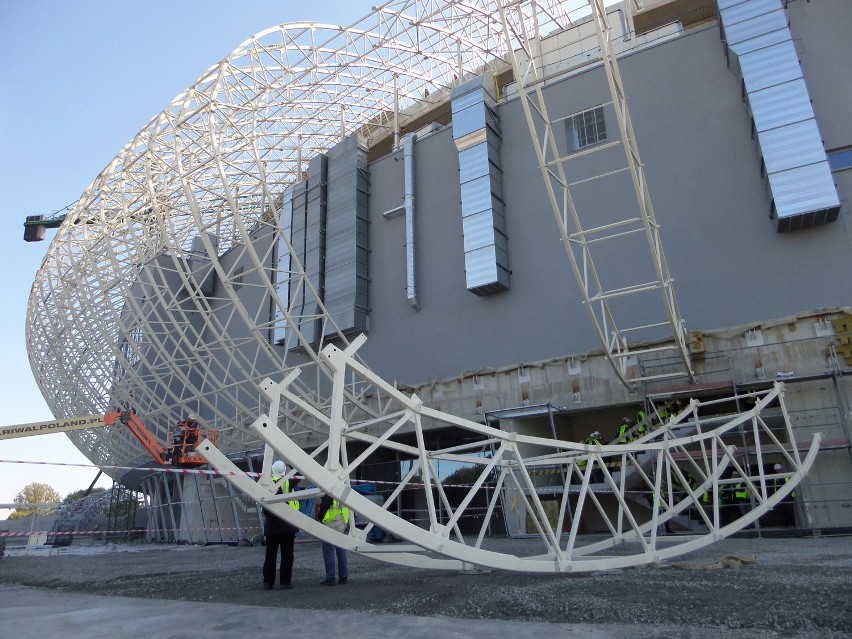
[0,411,217,468]
[103,412,217,467]
[104,411,169,465]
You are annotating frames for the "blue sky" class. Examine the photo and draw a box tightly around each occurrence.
[0,0,377,516]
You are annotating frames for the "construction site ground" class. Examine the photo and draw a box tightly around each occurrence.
[1,533,850,638]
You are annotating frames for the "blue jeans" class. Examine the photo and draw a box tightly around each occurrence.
[321,540,348,580]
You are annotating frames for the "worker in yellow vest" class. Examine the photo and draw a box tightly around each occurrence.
[583,431,604,483]
[318,494,350,585]
[654,404,670,430]
[733,480,752,519]
[617,417,633,444]
[262,460,300,590]
[635,408,648,439]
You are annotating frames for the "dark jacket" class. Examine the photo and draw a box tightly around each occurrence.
[263,477,300,536]
[317,494,334,522]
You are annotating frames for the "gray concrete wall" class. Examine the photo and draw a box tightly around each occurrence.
[361,14,852,389]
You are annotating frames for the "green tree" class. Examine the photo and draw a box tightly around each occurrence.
[9,482,61,520]
[443,464,485,486]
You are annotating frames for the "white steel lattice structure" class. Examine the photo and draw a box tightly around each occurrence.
[27,1,520,471]
[26,1,819,565]
[197,343,820,572]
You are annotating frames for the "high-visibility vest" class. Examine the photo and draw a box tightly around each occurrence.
[734,482,750,502]
[773,476,797,500]
[617,422,631,444]
[272,477,300,511]
[322,498,350,526]
[578,437,600,467]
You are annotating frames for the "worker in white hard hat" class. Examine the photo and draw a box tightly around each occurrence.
[770,463,789,495]
[770,462,797,527]
[262,459,300,590]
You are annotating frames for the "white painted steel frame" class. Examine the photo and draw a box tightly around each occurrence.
[26,1,811,565]
[25,1,653,482]
[27,2,524,477]
[496,0,694,388]
[198,338,820,573]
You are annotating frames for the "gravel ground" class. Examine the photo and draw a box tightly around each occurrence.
[2,533,850,638]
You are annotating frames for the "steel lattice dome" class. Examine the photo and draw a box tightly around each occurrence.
[25,0,546,474]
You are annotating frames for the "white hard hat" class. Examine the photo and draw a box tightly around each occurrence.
[773,463,782,471]
[593,431,601,437]
[271,460,287,476]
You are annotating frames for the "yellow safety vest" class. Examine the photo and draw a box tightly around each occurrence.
[322,498,350,525]
[734,482,750,502]
[272,477,300,511]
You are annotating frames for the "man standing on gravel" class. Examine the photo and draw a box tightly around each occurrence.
[317,494,350,586]
[262,460,300,590]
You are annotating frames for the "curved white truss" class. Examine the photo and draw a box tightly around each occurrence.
[496,0,694,388]
[198,343,819,572]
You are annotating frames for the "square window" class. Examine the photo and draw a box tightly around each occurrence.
[566,106,607,152]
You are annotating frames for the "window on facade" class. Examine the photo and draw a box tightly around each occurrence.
[566,106,607,152]
[828,147,852,172]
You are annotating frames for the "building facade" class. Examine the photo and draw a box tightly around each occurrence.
[27,0,852,542]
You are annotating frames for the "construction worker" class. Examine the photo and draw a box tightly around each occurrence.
[169,424,185,464]
[583,431,604,483]
[317,494,350,585]
[733,479,751,519]
[771,463,796,499]
[617,417,633,444]
[262,460,300,590]
[634,411,648,440]
[771,463,797,527]
[680,472,700,521]
[653,404,670,430]
[701,485,714,523]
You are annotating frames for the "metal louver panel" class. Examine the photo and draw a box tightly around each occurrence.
[323,134,370,337]
[451,72,510,295]
[274,154,327,348]
[272,190,294,345]
[719,0,840,231]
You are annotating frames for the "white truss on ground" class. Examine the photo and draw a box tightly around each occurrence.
[198,337,820,573]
